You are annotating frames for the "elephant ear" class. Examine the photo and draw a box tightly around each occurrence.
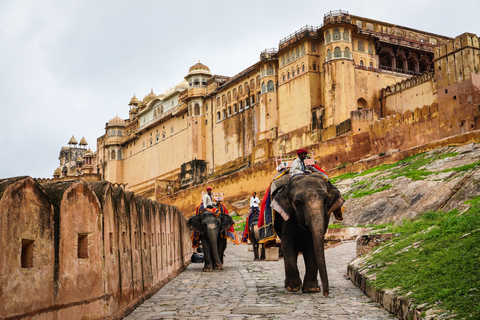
[219,213,234,232]
[325,181,345,215]
[187,215,204,234]
[271,188,293,221]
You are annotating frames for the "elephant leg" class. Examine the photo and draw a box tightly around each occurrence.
[301,237,321,293]
[280,232,302,292]
[215,238,227,270]
[260,243,265,260]
[200,236,213,272]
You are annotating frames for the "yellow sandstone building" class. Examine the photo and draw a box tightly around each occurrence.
[92,10,480,201]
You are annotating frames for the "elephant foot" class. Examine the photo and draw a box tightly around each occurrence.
[253,257,259,261]
[302,284,321,293]
[285,278,302,292]
[203,267,213,272]
[213,262,223,270]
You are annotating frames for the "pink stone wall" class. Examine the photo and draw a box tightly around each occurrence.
[0,177,192,320]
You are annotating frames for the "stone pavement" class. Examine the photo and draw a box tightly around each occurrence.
[123,241,394,319]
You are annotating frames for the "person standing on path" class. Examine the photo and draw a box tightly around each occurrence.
[250,192,260,215]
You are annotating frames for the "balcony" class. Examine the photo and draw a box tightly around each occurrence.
[260,48,278,61]
[279,25,320,50]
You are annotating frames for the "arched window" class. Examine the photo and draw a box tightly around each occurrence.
[368,43,373,54]
[256,92,260,103]
[301,43,305,55]
[356,21,363,29]
[227,92,231,102]
[256,76,260,87]
[194,78,200,85]
[282,74,285,82]
[311,42,316,53]
[267,64,273,75]
[369,61,374,68]
[333,28,341,40]
[296,47,300,57]
[239,85,243,95]
[239,101,243,111]
[233,88,237,98]
[297,67,300,75]
[228,106,232,116]
[287,72,290,79]
[216,97,220,106]
[358,41,364,52]
[244,82,249,92]
[222,109,226,119]
[344,47,351,58]
[245,98,249,108]
[111,150,116,160]
[194,103,200,115]
[313,63,317,71]
[251,94,255,105]
[360,60,364,66]
[334,47,341,58]
[250,79,255,89]
[261,82,266,93]
[222,94,226,105]
[302,64,305,72]
[267,80,274,92]
[117,129,123,136]
[292,69,295,77]
[343,29,349,41]
[233,103,237,113]
[202,79,207,86]
[357,98,368,110]
[327,49,332,60]
[325,31,331,43]
[217,112,221,122]
[118,150,122,160]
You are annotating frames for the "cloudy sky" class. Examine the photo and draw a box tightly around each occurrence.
[0,0,478,179]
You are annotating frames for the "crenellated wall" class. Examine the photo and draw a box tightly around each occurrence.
[0,176,192,320]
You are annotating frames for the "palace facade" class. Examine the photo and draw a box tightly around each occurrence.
[92,10,480,200]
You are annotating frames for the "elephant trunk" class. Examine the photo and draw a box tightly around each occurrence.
[207,225,223,269]
[306,202,329,297]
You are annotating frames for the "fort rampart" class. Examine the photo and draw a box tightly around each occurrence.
[0,177,192,319]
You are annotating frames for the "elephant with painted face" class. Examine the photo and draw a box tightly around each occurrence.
[271,173,344,296]
[188,209,234,271]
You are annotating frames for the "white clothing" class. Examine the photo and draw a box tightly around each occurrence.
[250,196,260,208]
[289,157,308,177]
[203,193,215,208]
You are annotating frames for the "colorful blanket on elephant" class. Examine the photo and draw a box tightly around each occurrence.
[190,202,239,248]
[241,207,259,244]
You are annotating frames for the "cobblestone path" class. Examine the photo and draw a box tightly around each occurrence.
[124,241,394,319]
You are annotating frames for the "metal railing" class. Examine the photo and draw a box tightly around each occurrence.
[324,9,349,19]
[279,25,320,49]
[260,48,278,61]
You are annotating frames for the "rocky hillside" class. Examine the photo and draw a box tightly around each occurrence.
[333,143,480,226]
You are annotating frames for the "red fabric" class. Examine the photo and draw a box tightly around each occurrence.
[206,187,212,191]
[258,186,270,228]
[297,148,308,155]
[313,164,328,177]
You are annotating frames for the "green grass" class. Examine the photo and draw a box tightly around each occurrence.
[365,206,480,319]
[351,184,393,198]
[234,220,246,232]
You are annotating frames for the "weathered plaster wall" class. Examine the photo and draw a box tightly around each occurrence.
[0,177,192,320]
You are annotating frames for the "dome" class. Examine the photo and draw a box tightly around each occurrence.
[85,148,93,156]
[54,168,61,176]
[76,157,83,162]
[189,61,210,73]
[175,81,189,91]
[79,136,88,146]
[187,61,211,77]
[143,89,157,105]
[129,95,140,106]
[107,115,126,127]
[68,135,78,145]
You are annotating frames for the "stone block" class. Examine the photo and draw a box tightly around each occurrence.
[265,247,279,261]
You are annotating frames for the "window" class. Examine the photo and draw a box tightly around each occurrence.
[216,97,220,106]
[251,94,255,105]
[222,95,226,105]
[360,60,364,66]
[313,63,317,71]
[334,47,341,58]
[222,109,226,119]
[333,28,340,40]
[296,47,300,57]
[282,74,285,82]
[227,92,231,102]
[287,72,290,79]
[250,79,255,89]
[244,82,249,92]
[21,239,34,268]
[171,127,174,135]
[239,101,243,111]
[302,64,305,72]
[358,41,364,52]
[228,106,232,116]
[369,61,373,68]
[118,150,122,159]
[111,150,116,160]
[239,85,243,95]
[343,29,349,41]
[262,82,266,93]
[325,31,331,43]
[194,78,199,85]
[78,234,88,259]
[327,49,332,60]
[344,47,351,59]
[267,64,273,75]
[245,98,249,108]
[217,112,221,122]
[368,43,373,54]
[297,67,300,75]
[233,88,237,98]
[194,103,200,115]
[267,80,274,92]
[233,103,237,113]
[256,76,260,87]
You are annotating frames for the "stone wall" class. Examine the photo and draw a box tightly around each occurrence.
[0,176,192,320]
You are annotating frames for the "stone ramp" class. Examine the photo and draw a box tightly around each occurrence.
[124,241,393,319]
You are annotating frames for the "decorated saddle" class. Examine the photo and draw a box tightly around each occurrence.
[190,202,239,248]
[241,207,259,244]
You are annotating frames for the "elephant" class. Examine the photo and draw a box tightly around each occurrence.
[188,209,234,271]
[270,173,344,296]
[248,209,265,261]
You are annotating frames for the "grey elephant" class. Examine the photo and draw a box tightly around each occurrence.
[248,208,265,261]
[188,210,234,271]
[271,173,344,296]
